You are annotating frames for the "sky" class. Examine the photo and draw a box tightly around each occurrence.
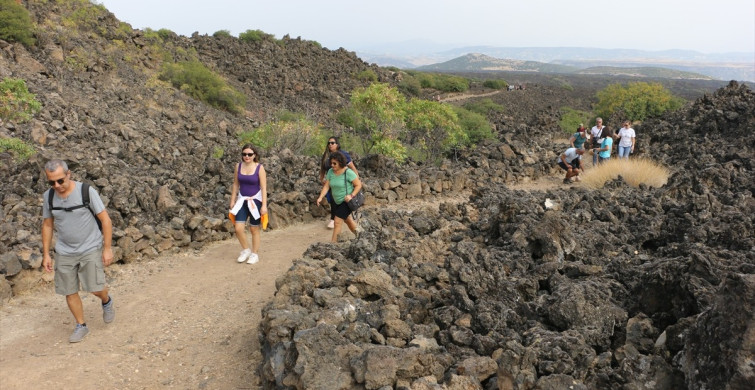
[98,0,755,55]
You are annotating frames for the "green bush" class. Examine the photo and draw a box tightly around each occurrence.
[338,83,407,158]
[157,28,176,40]
[594,82,684,121]
[239,114,324,156]
[482,79,508,90]
[452,106,495,146]
[0,77,41,122]
[355,69,378,82]
[158,61,246,114]
[213,29,232,38]
[398,75,422,96]
[404,99,465,160]
[559,107,591,134]
[0,136,35,161]
[462,98,505,116]
[0,0,36,46]
[212,146,224,159]
[239,29,274,43]
[416,73,470,93]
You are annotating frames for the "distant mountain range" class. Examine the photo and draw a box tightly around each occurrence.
[356,45,755,81]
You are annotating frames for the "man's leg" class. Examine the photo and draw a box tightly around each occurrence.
[92,288,109,304]
[66,293,86,324]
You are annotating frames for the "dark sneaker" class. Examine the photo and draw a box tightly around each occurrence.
[563,178,571,184]
[103,296,115,323]
[69,323,89,343]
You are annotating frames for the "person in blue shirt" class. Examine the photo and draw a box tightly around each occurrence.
[569,124,588,150]
[593,127,614,164]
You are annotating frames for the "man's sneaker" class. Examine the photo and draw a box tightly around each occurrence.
[327,220,334,229]
[102,296,115,323]
[237,248,252,263]
[574,176,582,182]
[69,323,89,343]
[563,178,571,184]
[247,253,259,264]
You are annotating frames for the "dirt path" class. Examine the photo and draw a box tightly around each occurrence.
[0,185,566,389]
[0,222,333,390]
[438,89,503,103]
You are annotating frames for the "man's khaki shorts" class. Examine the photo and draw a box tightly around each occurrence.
[54,248,105,295]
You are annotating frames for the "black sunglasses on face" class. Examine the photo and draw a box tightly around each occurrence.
[328,141,337,145]
[241,153,255,157]
[48,178,66,186]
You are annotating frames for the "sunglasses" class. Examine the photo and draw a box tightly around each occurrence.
[241,153,255,157]
[48,178,66,186]
[328,141,337,145]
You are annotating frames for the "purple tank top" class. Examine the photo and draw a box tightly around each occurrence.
[238,163,261,196]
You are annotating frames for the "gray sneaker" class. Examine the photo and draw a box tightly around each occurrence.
[69,323,89,343]
[102,296,115,323]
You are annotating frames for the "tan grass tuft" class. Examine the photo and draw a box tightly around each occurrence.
[581,158,670,189]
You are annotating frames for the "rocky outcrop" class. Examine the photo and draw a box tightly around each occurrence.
[257,83,754,389]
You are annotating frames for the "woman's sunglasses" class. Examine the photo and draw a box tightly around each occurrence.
[48,178,66,186]
[328,141,337,145]
[241,153,255,157]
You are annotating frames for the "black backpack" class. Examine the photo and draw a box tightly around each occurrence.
[47,182,102,232]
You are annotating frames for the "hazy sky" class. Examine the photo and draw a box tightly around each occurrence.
[98,0,754,54]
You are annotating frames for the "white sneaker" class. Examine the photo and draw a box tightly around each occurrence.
[327,220,334,229]
[247,253,259,264]
[237,249,252,263]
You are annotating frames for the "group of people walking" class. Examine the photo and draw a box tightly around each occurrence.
[560,118,636,183]
[41,136,364,343]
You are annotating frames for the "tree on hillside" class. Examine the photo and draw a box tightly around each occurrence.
[594,82,684,121]
[404,99,465,161]
[338,83,407,161]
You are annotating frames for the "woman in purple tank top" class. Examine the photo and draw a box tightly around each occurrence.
[229,144,268,264]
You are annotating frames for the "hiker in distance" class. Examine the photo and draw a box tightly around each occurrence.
[229,144,268,264]
[41,159,115,343]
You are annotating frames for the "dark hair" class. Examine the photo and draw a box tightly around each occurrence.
[601,127,613,138]
[241,143,260,163]
[329,151,347,168]
[320,136,341,174]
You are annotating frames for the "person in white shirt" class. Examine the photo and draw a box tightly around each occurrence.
[590,118,605,166]
[616,120,636,159]
[557,147,586,184]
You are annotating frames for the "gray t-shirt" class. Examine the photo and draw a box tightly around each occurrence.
[42,181,106,255]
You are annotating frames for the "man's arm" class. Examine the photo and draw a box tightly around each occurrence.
[97,210,114,266]
[41,218,54,272]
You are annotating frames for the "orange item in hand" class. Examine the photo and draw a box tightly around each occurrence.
[261,214,268,230]
[228,211,235,224]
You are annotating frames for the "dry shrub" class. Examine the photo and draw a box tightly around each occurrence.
[581,158,669,189]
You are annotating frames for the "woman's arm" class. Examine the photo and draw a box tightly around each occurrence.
[316,178,331,206]
[345,178,362,202]
[259,165,268,214]
[230,163,239,208]
[569,135,576,148]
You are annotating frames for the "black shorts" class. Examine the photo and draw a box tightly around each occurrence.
[332,201,352,220]
[558,159,581,171]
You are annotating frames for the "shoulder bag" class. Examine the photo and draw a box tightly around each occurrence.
[343,169,364,211]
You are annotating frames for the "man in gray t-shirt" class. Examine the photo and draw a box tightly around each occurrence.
[41,159,115,343]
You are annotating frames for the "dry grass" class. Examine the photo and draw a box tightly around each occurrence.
[581,158,670,189]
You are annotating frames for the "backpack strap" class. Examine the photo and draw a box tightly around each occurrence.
[47,183,102,232]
